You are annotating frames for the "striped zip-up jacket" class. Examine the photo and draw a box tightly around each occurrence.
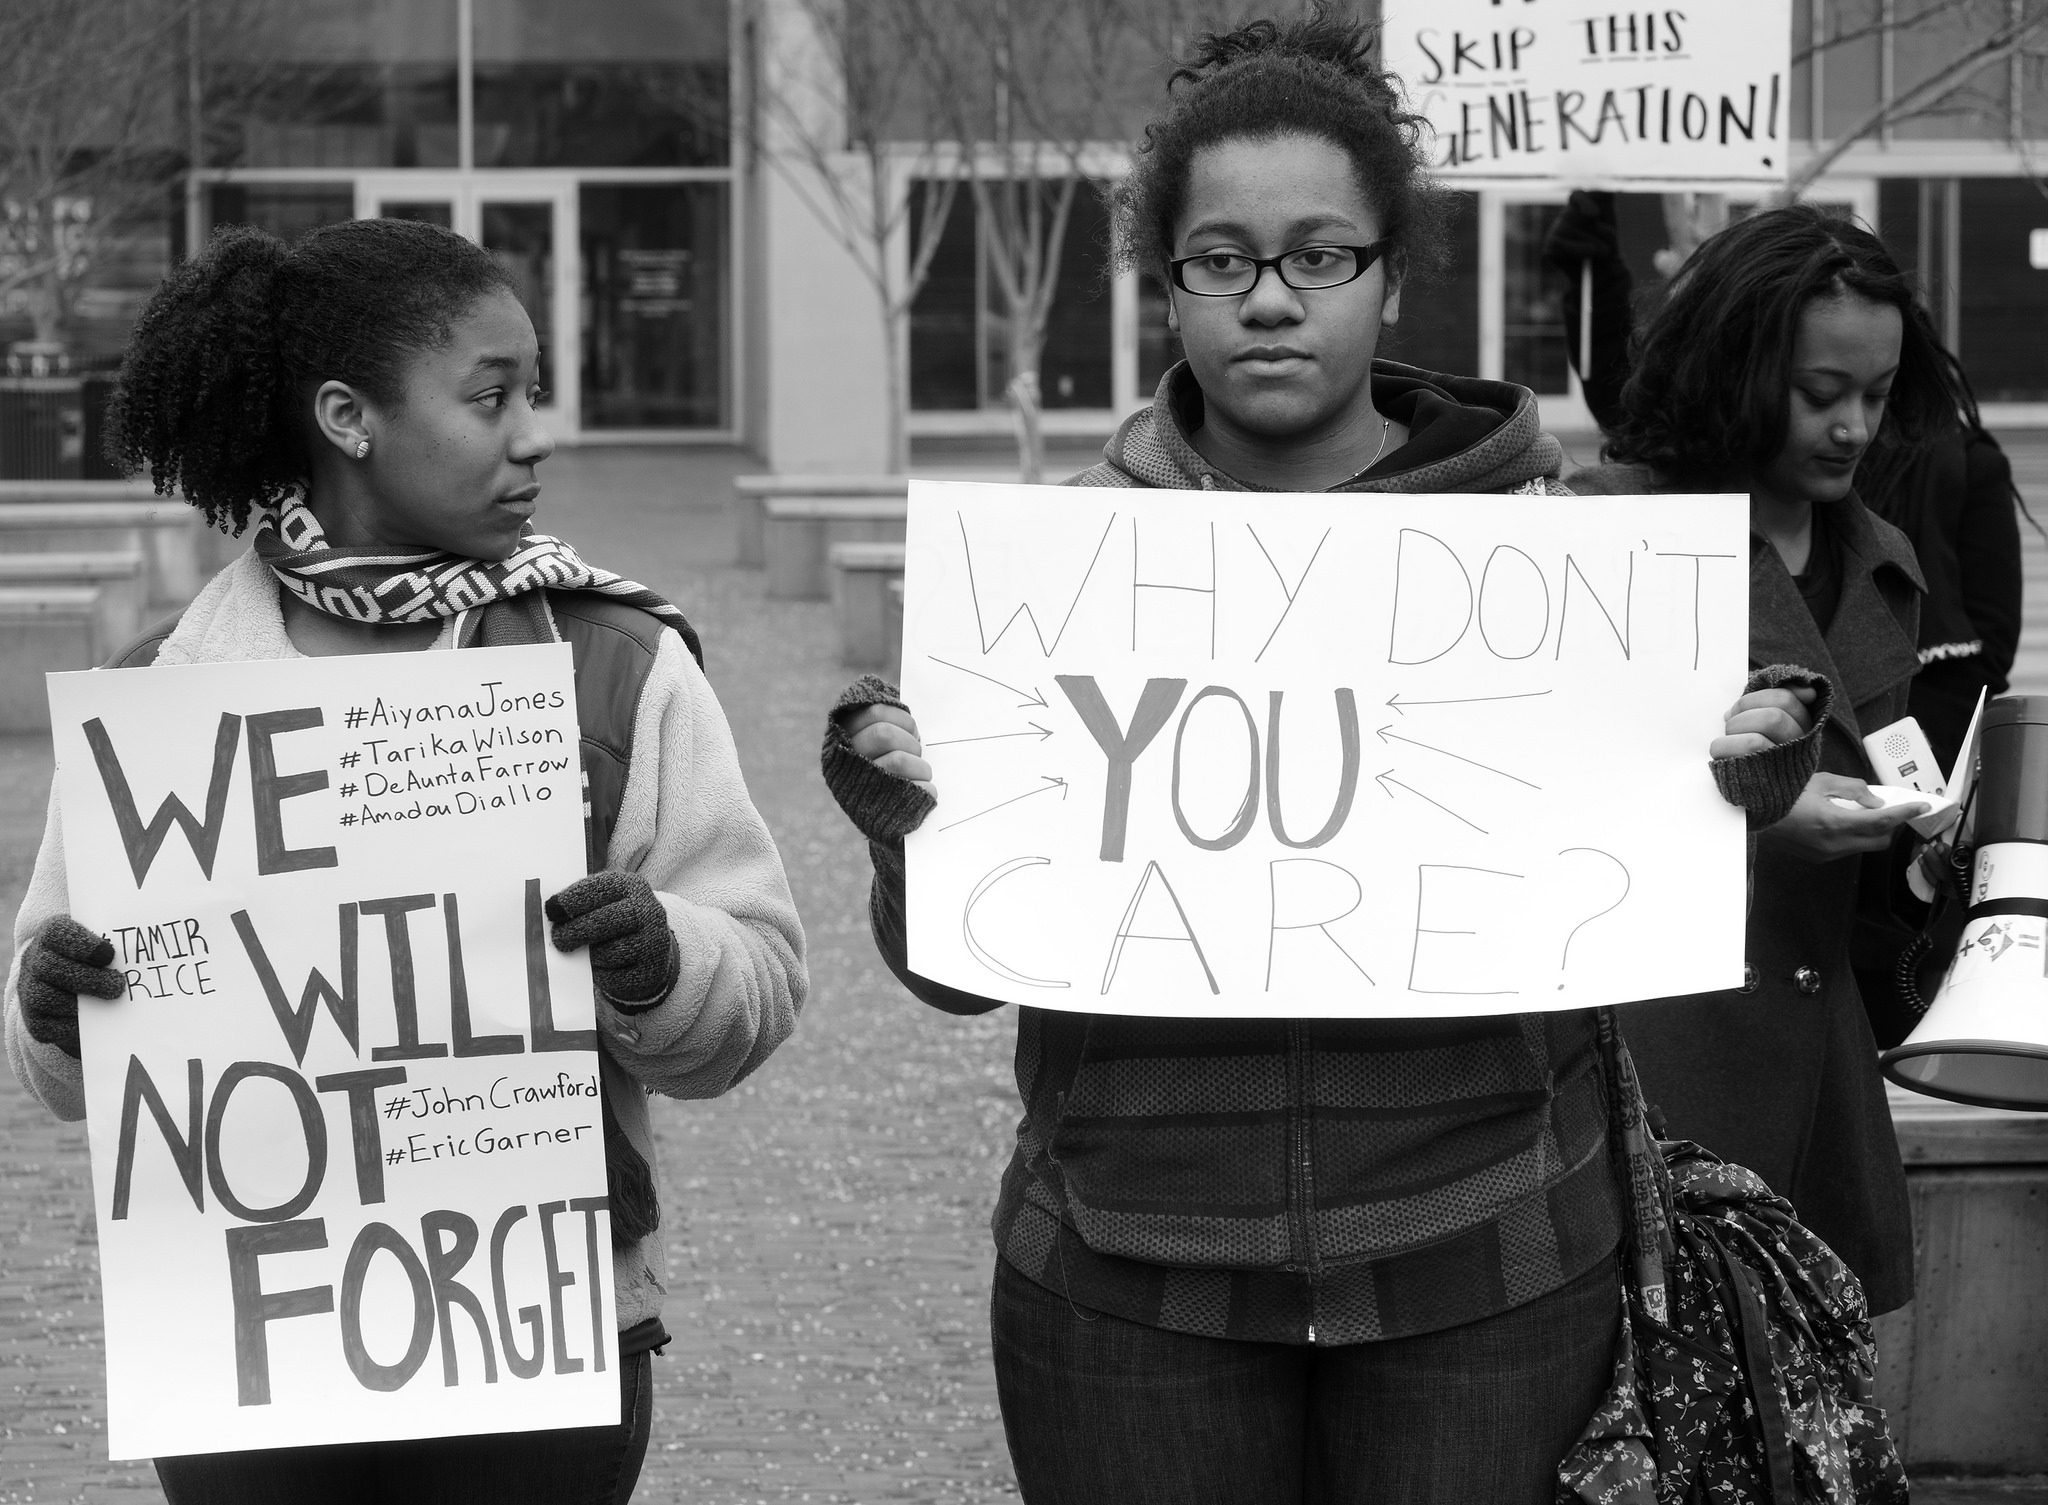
[831,363,1633,1344]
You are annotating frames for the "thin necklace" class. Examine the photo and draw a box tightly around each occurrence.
[1342,415,1393,486]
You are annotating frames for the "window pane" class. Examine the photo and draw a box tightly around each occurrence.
[475,0,728,167]
[580,184,728,429]
[206,183,356,243]
[1380,193,1480,379]
[1503,202,1568,395]
[1958,178,2048,402]
[205,0,459,168]
[481,203,554,394]
[909,182,979,411]
[1136,276,1180,397]
[1041,187,1111,410]
[379,201,455,228]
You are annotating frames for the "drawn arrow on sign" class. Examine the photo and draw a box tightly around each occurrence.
[928,656,1048,709]
[939,775,1069,831]
[1376,769,1487,834]
[927,723,1055,748]
[1384,690,1552,715]
[1375,725,1540,789]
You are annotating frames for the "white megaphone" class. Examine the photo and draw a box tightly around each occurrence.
[1883,693,2048,1110]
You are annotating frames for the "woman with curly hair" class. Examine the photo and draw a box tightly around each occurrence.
[1572,206,1946,1318]
[3,217,807,1503]
[815,11,1818,1501]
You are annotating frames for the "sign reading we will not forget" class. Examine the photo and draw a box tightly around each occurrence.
[48,645,616,1460]
[1381,0,1793,191]
[901,481,1750,1019]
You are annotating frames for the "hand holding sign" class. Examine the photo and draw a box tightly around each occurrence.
[46,644,616,1460]
[898,481,1750,1019]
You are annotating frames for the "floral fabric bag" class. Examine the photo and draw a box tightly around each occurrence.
[1558,1011,1910,1504]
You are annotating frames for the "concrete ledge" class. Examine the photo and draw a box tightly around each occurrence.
[0,499,212,608]
[766,497,909,601]
[0,586,99,731]
[732,474,908,569]
[1875,1088,2048,1472]
[0,551,146,657]
[829,541,907,669]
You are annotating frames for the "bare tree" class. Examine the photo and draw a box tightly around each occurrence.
[0,0,191,357]
[901,0,1165,481]
[754,0,966,472]
[1779,0,2048,201]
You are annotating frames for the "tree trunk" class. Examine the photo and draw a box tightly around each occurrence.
[879,296,908,474]
[1006,308,1045,484]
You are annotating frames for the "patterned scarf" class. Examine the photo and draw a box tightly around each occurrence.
[253,497,702,668]
[254,497,690,1246]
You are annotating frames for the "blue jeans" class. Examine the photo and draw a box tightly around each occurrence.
[991,1254,1619,1505]
[153,1350,652,1505]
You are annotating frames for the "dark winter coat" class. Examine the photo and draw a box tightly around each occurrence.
[1569,462,1922,1314]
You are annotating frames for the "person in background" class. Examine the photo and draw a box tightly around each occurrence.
[816,11,1821,1502]
[3,217,808,1504]
[1546,190,2022,772]
[1570,206,1960,1317]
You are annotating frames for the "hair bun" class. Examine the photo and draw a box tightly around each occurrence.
[1172,3,1378,89]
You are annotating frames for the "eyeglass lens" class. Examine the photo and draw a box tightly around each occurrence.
[1179,246,1361,295]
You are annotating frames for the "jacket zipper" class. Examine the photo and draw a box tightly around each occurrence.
[1286,1021,1319,1342]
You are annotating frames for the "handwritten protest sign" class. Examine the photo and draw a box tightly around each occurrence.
[47,645,614,1459]
[1381,0,1793,191]
[900,481,1749,1018]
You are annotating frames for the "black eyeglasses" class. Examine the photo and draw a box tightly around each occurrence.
[1167,241,1391,297]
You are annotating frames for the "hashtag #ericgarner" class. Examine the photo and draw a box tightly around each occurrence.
[385,1146,404,1166]
[345,706,367,729]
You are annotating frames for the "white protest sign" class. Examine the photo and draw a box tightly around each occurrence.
[1381,0,1793,191]
[48,645,615,1459]
[900,481,1749,1019]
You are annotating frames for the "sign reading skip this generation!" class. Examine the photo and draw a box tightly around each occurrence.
[47,645,615,1460]
[1381,0,1794,191]
[900,481,1751,1019]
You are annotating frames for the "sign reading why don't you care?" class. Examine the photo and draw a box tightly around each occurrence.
[901,482,1751,1019]
[1381,0,1793,191]
[48,644,616,1460]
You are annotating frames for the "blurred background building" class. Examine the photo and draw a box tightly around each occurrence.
[1,0,2044,478]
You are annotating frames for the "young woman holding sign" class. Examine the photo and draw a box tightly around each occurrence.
[2,218,807,1502]
[1571,207,1958,1318]
[819,11,1820,1502]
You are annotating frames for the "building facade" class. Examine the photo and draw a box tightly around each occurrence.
[5,0,2045,469]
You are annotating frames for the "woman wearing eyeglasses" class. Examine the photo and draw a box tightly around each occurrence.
[816,9,1814,1502]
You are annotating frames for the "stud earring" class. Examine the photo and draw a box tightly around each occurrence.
[355,439,370,459]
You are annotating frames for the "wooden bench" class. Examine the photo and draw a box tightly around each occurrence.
[765,496,908,601]
[732,474,907,569]
[828,540,907,669]
[1872,1086,2048,1470]
[0,551,146,657]
[0,494,215,609]
[0,586,99,731]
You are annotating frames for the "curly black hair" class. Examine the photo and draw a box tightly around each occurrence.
[1110,3,1450,288]
[1605,205,1957,487]
[106,218,515,535]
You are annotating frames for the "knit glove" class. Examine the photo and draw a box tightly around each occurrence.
[820,674,937,847]
[17,915,126,1059]
[545,871,681,1013]
[1710,664,1835,831]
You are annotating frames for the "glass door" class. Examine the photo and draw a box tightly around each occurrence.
[354,176,576,430]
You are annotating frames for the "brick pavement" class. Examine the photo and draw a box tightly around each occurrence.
[3,441,2047,1503]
